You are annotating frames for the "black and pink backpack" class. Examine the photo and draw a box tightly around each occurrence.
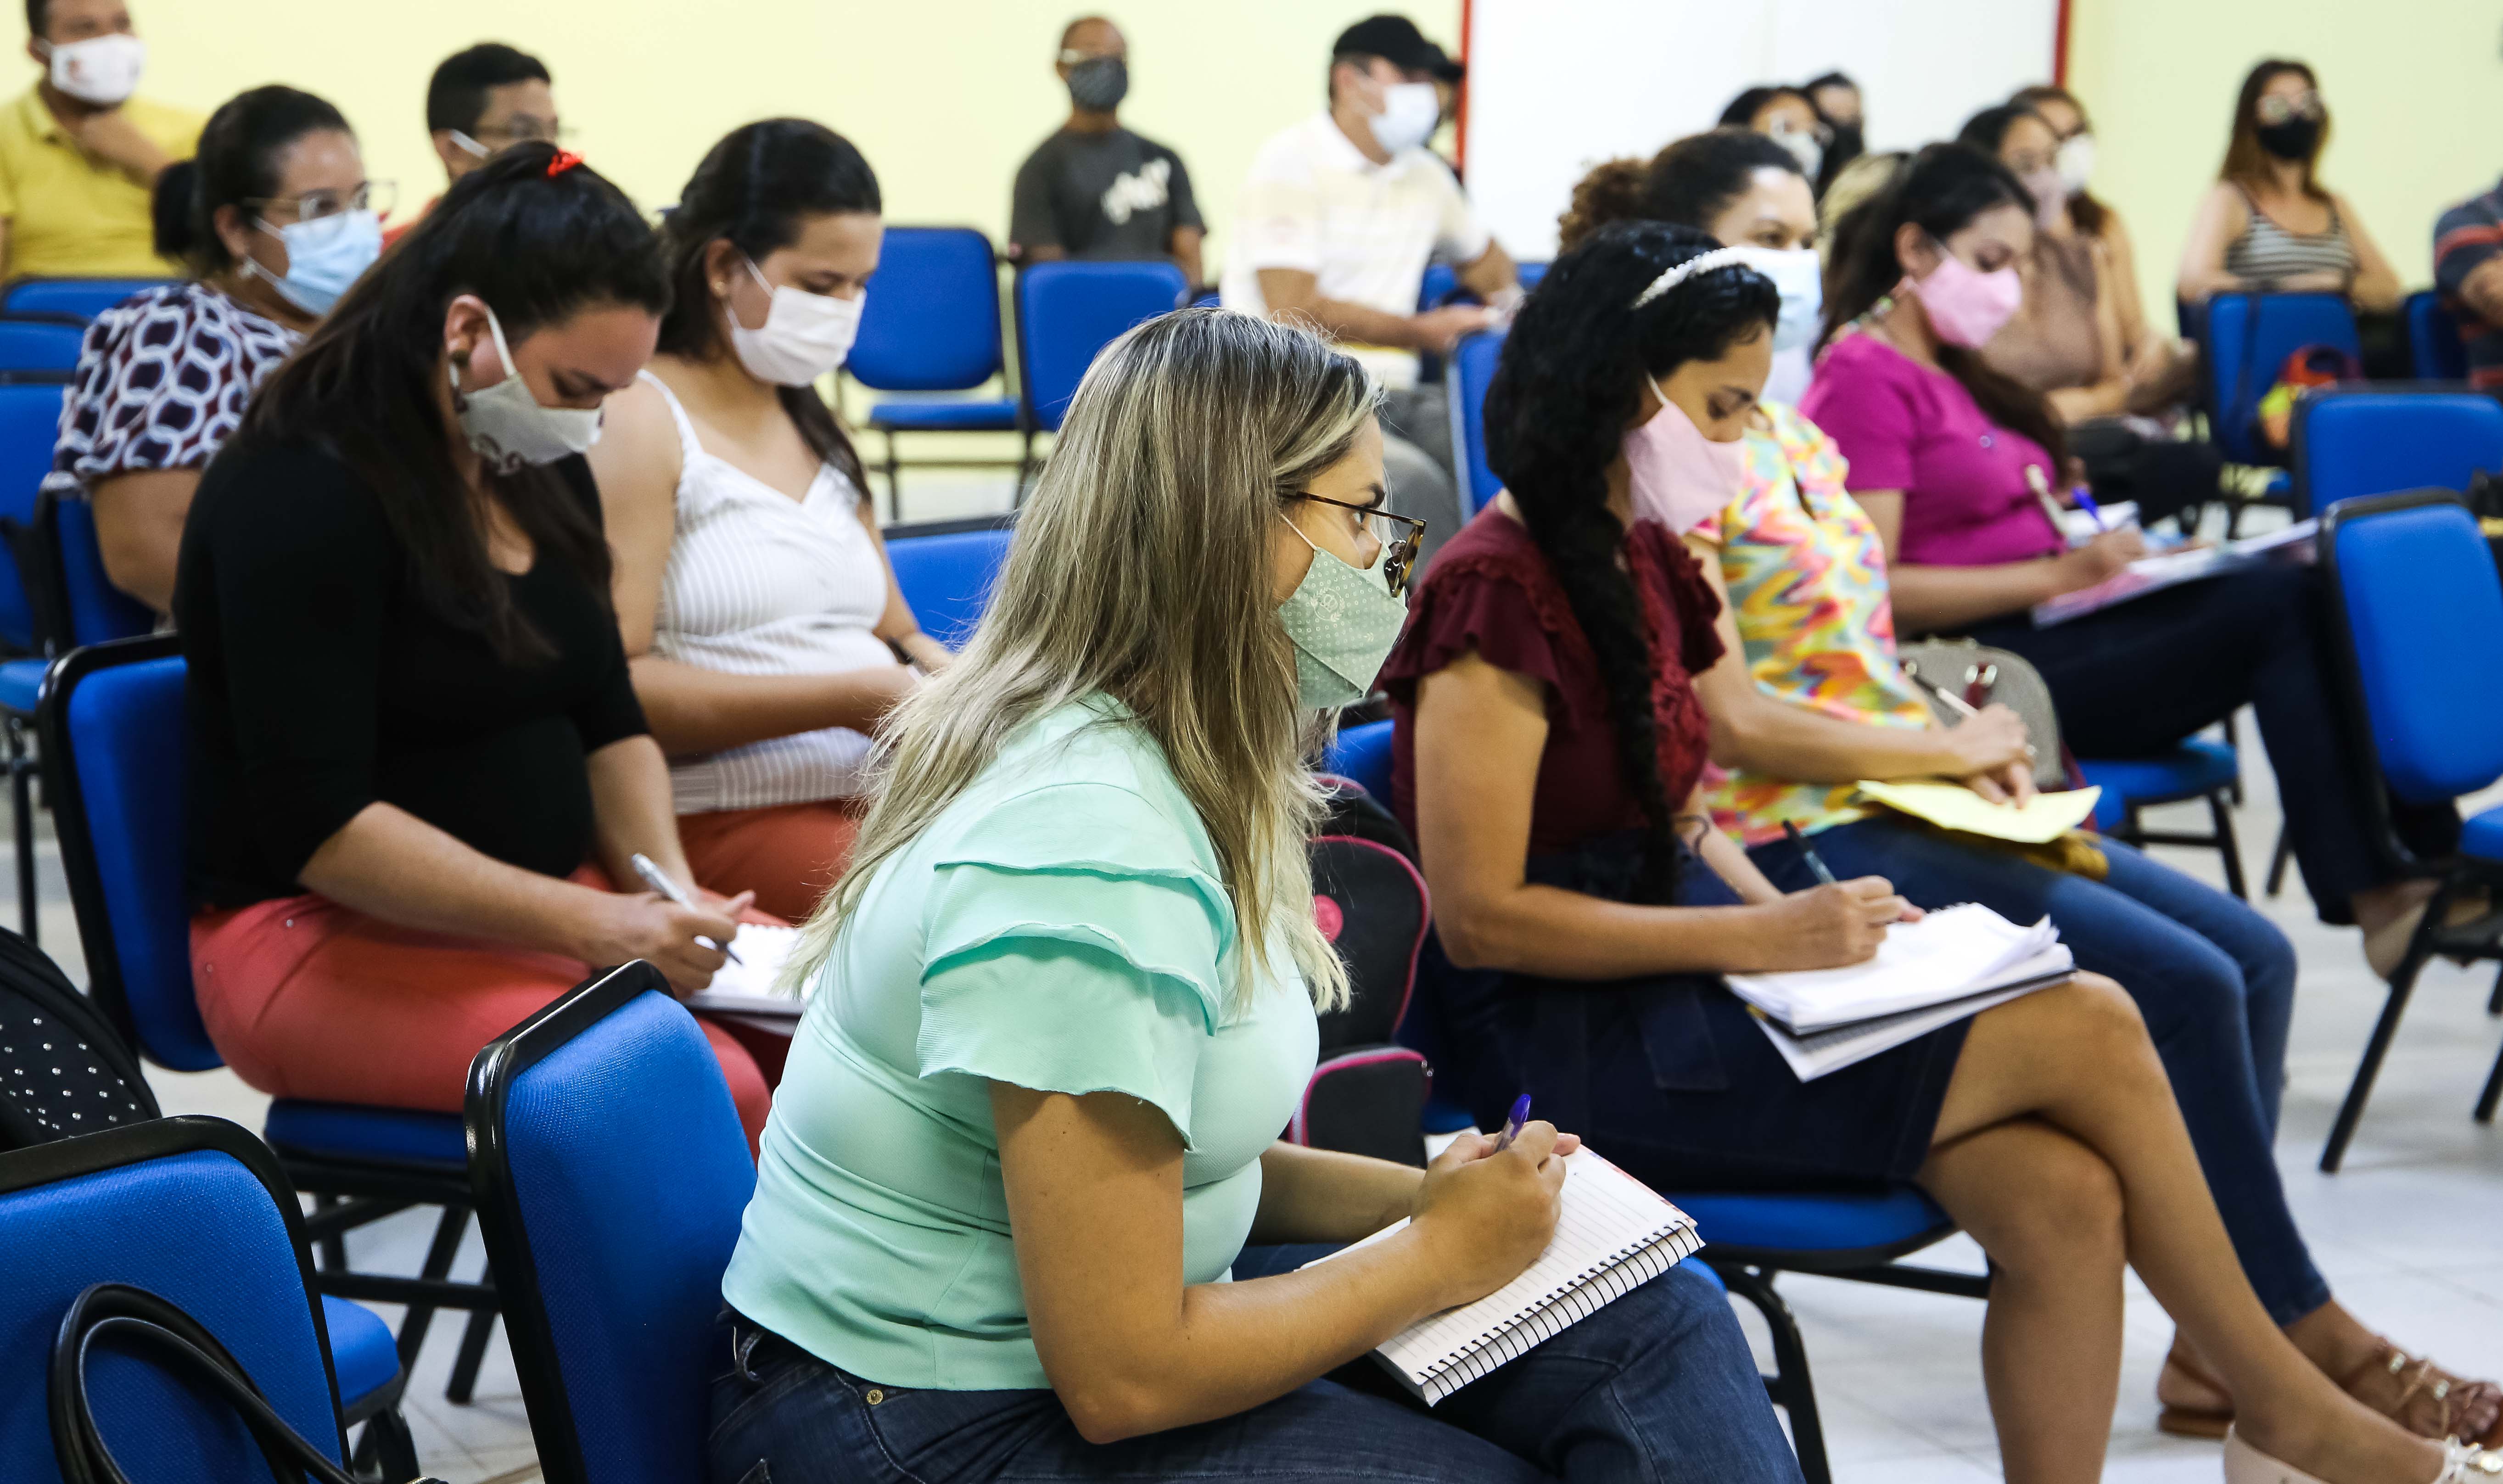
[1290,829,1433,1167]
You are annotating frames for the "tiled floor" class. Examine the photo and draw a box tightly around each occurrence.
[23,482,2500,1482]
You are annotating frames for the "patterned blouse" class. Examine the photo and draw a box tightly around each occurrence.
[1699,402,1938,846]
[46,281,300,498]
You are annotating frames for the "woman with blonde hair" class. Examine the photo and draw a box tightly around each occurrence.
[708,308,1803,1483]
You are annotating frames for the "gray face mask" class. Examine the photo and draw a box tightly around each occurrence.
[1067,55,1128,112]
[1277,522,1408,709]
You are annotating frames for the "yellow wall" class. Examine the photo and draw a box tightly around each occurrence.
[2066,0,2503,323]
[125,0,1460,275]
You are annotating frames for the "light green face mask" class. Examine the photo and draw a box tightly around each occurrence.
[1277,522,1409,709]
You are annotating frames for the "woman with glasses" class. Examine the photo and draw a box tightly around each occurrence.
[590,120,940,922]
[47,84,386,616]
[2177,59,2401,311]
[710,306,1803,1484]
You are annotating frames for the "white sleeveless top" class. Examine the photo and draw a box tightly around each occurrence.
[643,371,898,813]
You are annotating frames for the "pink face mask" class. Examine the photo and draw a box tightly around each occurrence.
[1626,376,1748,536]
[1912,241,2023,348]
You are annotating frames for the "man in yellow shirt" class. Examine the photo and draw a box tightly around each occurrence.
[0,0,200,279]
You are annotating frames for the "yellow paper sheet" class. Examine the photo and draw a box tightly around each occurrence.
[1853,780,2103,845]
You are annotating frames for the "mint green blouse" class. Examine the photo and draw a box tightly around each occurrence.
[721,697,1320,1391]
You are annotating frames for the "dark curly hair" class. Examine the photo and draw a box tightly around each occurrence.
[1557,128,1803,253]
[1485,222,1776,902]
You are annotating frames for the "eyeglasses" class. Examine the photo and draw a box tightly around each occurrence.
[247,180,397,225]
[1293,492,1426,598]
[2254,92,2324,126]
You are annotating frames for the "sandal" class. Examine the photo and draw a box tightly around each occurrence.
[2341,1340,2503,1450]
[2161,1344,2236,1439]
[2223,1428,2503,1482]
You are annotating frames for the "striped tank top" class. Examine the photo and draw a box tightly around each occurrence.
[643,371,900,813]
[2223,185,2353,288]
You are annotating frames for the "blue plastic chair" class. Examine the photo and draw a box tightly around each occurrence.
[2293,386,2503,516]
[847,227,1024,517]
[0,316,86,374]
[2194,292,2361,466]
[466,962,756,1484]
[883,514,1014,648]
[0,373,74,941]
[0,1115,416,1481]
[2314,490,2503,1170]
[1015,260,1187,435]
[39,636,504,1404]
[1445,328,1506,519]
[2075,737,2249,899]
[2405,290,2469,382]
[1323,717,1394,802]
[2,277,174,320]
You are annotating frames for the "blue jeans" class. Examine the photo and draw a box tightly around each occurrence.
[1751,818,2329,1325]
[706,1257,1803,1484]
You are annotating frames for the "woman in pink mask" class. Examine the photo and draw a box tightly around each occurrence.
[1805,144,2463,983]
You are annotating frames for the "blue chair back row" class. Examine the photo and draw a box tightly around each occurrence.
[884,515,1014,648]
[34,488,153,650]
[2190,292,2361,464]
[0,374,68,651]
[2405,290,2470,382]
[1015,259,1187,431]
[1447,328,1507,518]
[1415,260,1548,310]
[2,277,172,321]
[2294,386,2503,517]
[2322,492,2503,806]
[849,226,1003,394]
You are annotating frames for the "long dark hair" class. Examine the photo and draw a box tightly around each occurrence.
[1558,128,1802,252]
[240,142,672,663]
[1485,222,1776,903]
[2219,58,2327,201]
[1823,143,2065,464]
[1718,85,1816,131]
[2010,83,2109,235]
[658,118,879,499]
[153,85,352,277]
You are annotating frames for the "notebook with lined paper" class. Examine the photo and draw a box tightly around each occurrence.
[1301,1148,1701,1404]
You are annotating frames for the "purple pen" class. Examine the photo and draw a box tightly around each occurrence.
[1493,1094,1532,1153]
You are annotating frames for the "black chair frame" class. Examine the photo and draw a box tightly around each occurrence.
[40,634,504,1406]
[1702,1223,1989,1484]
[0,1113,419,1480]
[2314,489,2503,1172]
[2100,779,2250,901]
[463,960,669,1484]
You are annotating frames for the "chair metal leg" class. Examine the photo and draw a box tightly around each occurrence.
[2221,715,2245,805]
[389,1204,472,1375]
[2267,824,2295,898]
[885,435,903,523]
[2207,792,2248,901]
[10,718,35,946]
[445,1277,497,1405]
[2322,900,2444,1172]
[2488,964,2503,1017]
[2478,1042,2503,1125]
[1713,1263,1830,1484]
[349,1406,420,1484]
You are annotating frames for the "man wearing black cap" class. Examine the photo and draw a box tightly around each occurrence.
[1220,13,1519,564]
[1005,16,1204,285]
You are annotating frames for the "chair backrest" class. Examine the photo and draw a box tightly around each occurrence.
[1015,260,1187,432]
[1309,834,1428,1051]
[0,374,69,650]
[2322,491,2503,810]
[1324,718,1395,803]
[32,489,152,650]
[1447,328,1506,519]
[2293,387,2503,516]
[0,317,87,374]
[1515,261,1548,290]
[847,226,1005,392]
[2,278,174,320]
[2406,290,2469,381]
[1417,260,1458,310]
[467,963,758,1484]
[0,1116,347,1483]
[38,638,212,1069]
[2199,292,2361,462]
[884,515,1014,647]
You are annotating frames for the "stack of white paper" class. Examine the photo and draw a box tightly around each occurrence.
[682,924,806,1021]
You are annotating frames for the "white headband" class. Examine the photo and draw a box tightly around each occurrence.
[1629,246,1754,309]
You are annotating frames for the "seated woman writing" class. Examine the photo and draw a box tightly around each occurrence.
[179,143,772,1147]
[1387,222,2498,1484]
[710,308,1806,1484]
[591,119,938,922]
[1803,144,2463,982]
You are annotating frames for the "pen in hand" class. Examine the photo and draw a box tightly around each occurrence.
[1492,1094,1532,1154]
[1782,821,1841,887]
[629,851,743,965]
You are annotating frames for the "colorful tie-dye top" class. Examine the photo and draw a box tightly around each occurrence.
[1701,403,1939,845]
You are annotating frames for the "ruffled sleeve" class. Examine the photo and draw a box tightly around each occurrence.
[1378,545,1591,729]
[1629,521,1727,682]
[914,781,1235,1150]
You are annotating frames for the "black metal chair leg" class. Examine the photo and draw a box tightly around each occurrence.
[2323,907,2443,1172]
[349,1406,420,1484]
[2488,964,2503,1017]
[2267,824,2295,898]
[2478,1042,2503,1125]
[313,1192,348,1273]
[445,1278,497,1405]
[2207,792,2248,901]
[11,719,36,945]
[1713,1263,1830,1484]
[389,1204,472,1374]
[2222,715,2245,805]
[885,436,903,522]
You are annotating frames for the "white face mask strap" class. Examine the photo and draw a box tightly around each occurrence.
[1629,247,1753,311]
[449,130,490,160]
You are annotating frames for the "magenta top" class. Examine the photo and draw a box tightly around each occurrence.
[1799,331,2064,568]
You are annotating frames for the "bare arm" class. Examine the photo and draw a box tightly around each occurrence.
[1255,267,1494,355]
[1854,490,2130,635]
[1249,1140,1424,1244]
[2046,247,2138,423]
[1454,240,1517,301]
[1169,225,1205,289]
[1411,649,1901,977]
[997,1081,1572,1443]
[86,469,197,615]
[2176,184,2254,304]
[2100,212,2155,361]
[2335,195,2403,314]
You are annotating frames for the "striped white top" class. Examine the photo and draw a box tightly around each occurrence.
[644,372,899,813]
[2223,186,2354,288]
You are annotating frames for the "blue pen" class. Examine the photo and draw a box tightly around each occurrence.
[1492,1094,1532,1154]
[2070,484,2108,532]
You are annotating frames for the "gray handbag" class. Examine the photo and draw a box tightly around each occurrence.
[1895,639,2070,791]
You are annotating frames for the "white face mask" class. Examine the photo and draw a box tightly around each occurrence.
[1366,81,1441,156]
[451,306,603,474]
[2056,134,2097,198]
[726,256,864,386]
[1769,123,1823,182]
[1727,245,1823,353]
[45,33,144,106]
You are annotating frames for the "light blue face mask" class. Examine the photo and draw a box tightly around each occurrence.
[1277,521,1409,709]
[247,208,382,316]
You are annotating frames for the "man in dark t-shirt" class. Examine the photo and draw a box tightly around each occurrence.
[1006,16,1204,286]
[2434,178,2503,394]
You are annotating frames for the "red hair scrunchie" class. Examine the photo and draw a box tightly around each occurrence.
[546,150,584,178]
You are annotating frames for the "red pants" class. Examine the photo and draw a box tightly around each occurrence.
[191,868,776,1151]
[677,799,864,923]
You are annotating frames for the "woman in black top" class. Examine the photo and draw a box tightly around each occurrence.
[179,142,775,1145]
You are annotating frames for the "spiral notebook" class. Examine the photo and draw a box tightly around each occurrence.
[1300,1149,1701,1404]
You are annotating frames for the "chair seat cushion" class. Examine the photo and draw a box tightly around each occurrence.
[2462,805,2503,864]
[868,398,1020,432]
[2078,738,2241,829]
[263,1100,467,1170]
[0,657,45,715]
[319,1295,401,1405]
[1674,1185,1954,1255]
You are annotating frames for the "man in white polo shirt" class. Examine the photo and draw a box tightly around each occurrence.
[1221,14,1519,562]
